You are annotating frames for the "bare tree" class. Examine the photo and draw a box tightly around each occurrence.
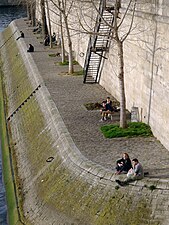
[25,0,32,20]
[31,0,36,26]
[76,0,137,128]
[49,0,75,74]
[113,0,137,128]
[45,0,52,48]
[16,0,27,6]
[23,0,36,25]
[39,0,48,38]
[33,0,137,127]
[59,1,66,63]
[46,1,66,61]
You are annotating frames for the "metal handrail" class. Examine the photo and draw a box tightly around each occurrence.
[83,0,104,83]
[83,0,114,83]
[83,36,92,83]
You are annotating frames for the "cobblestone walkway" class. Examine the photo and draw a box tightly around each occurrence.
[15,18,169,179]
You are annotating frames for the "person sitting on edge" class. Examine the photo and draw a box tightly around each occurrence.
[100,96,113,121]
[27,44,34,52]
[16,31,24,40]
[100,100,107,115]
[115,158,144,186]
[115,153,132,175]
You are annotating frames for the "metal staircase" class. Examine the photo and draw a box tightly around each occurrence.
[83,0,114,83]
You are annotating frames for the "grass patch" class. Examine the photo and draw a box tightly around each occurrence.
[58,70,83,76]
[58,60,78,66]
[48,53,57,57]
[84,100,120,111]
[84,102,102,110]
[72,70,83,76]
[101,122,153,138]
[148,185,156,191]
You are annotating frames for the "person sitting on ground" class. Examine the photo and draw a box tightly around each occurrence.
[115,153,132,175]
[27,44,34,52]
[115,158,144,186]
[52,32,56,43]
[16,31,24,40]
[100,96,113,121]
[44,34,50,46]
[33,22,41,33]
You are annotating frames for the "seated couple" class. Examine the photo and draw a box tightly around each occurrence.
[100,97,114,121]
[115,153,144,186]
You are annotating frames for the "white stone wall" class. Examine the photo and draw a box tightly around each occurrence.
[100,1,169,150]
[36,0,169,150]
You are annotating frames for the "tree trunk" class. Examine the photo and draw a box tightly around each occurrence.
[117,40,127,128]
[26,2,31,20]
[31,1,36,26]
[46,0,52,48]
[60,11,66,63]
[40,0,48,38]
[64,15,74,74]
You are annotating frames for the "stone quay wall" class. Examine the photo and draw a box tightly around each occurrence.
[1,20,169,224]
[100,1,169,151]
[39,0,169,151]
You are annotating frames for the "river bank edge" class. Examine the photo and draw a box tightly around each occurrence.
[0,60,22,224]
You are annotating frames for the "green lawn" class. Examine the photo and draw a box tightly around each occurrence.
[101,122,153,138]
[58,60,78,65]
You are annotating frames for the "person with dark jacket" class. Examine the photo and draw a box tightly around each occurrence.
[16,31,24,40]
[100,97,113,121]
[27,44,34,52]
[105,97,113,111]
[115,153,132,175]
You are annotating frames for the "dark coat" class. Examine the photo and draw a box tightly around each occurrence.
[116,157,132,173]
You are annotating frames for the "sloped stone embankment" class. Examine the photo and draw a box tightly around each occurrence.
[0,20,169,225]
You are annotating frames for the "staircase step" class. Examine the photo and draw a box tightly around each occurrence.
[88,68,98,70]
[88,65,100,68]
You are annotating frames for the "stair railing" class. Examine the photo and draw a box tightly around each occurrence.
[83,0,105,83]
[83,0,114,83]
